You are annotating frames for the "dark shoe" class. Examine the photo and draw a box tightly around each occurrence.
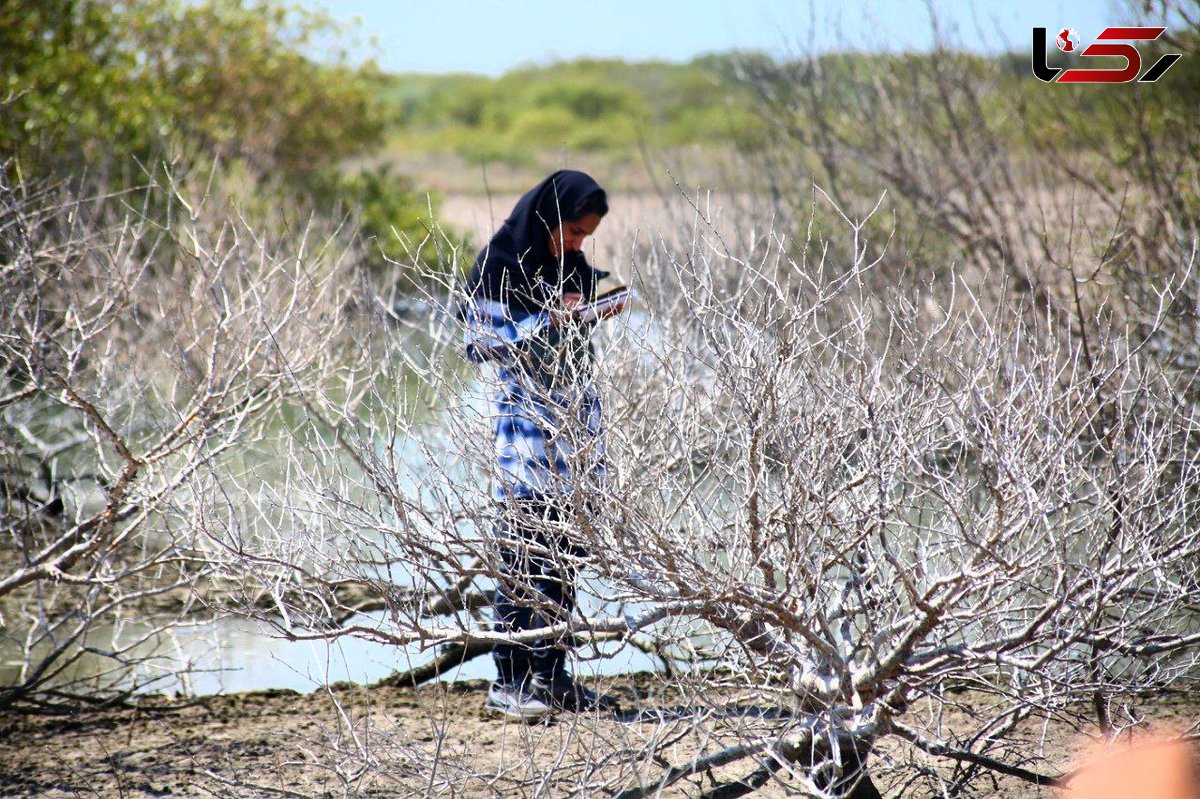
[484,681,554,721]
[532,671,620,713]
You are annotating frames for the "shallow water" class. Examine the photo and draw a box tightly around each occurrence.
[146,609,661,696]
[1,309,668,698]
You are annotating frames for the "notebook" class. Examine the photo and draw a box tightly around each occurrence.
[572,275,631,324]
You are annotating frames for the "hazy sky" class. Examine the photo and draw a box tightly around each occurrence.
[302,0,1124,75]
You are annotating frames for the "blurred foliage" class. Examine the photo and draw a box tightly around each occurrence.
[1014,35,1200,221]
[725,7,1200,377]
[371,33,1194,212]
[731,26,1199,252]
[0,0,383,177]
[1,1,170,175]
[1,0,456,281]
[7,0,1194,278]
[305,166,470,277]
[376,54,769,163]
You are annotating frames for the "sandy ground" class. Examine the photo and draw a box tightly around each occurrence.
[0,674,794,799]
[4,672,1195,799]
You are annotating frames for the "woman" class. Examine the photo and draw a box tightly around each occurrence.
[461,170,626,720]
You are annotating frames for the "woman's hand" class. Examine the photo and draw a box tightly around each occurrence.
[590,295,627,321]
[551,291,626,326]
[551,292,584,327]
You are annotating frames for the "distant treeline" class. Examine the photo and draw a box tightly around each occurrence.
[372,41,1198,168]
[371,55,772,164]
[4,1,1195,272]
[8,2,1196,177]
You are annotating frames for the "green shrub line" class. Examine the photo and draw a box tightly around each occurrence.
[1,0,462,284]
[4,1,1195,283]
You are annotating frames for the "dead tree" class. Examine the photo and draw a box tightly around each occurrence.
[211,183,1200,796]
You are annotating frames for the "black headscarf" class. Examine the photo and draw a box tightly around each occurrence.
[465,170,609,314]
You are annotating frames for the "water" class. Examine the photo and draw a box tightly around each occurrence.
[0,310,666,698]
[165,313,664,694]
[144,609,660,696]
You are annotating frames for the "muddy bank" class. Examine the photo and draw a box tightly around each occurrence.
[7,674,1194,798]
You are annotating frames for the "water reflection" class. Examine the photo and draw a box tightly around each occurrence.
[1,308,666,697]
[179,308,664,694]
[146,611,658,695]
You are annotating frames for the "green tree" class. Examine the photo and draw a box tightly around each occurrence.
[1,0,384,180]
[0,1,169,174]
[143,0,384,176]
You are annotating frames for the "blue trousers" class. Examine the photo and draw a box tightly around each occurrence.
[491,500,585,685]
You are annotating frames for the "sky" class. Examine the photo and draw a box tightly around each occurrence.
[301,0,1124,76]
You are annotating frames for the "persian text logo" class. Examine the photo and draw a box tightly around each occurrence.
[1032,26,1182,83]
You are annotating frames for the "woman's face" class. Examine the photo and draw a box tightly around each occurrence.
[547,213,602,259]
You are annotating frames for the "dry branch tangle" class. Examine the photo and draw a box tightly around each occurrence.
[3,164,1198,794]
[257,183,1200,794]
[0,168,357,707]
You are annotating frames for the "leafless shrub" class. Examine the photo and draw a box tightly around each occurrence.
[734,0,1200,412]
[2,143,1195,795]
[205,181,1200,795]
[0,164,357,709]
